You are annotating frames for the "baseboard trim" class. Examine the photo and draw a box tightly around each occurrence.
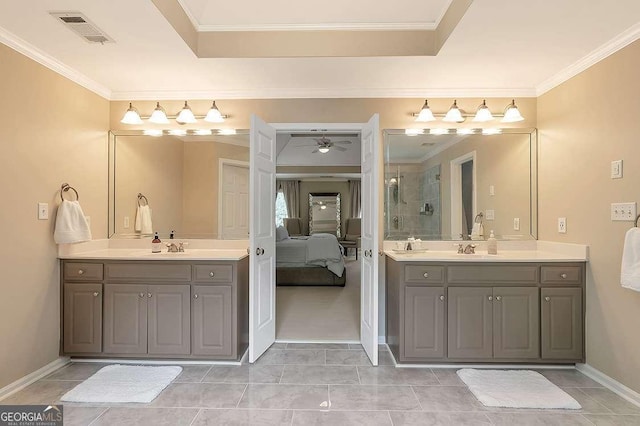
[0,357,70,402]
[71,358,243,366]
[576,363,640,408]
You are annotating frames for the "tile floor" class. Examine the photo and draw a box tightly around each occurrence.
[1,344,639,425]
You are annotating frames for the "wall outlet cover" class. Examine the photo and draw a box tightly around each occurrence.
[611,202,637,221]
[513,217,520,231]
[38,202,48,220]
[485,210,495,220]
[558,217,567,233]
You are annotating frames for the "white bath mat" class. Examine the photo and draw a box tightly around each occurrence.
[457,369,581,409]
[61,365,182,403]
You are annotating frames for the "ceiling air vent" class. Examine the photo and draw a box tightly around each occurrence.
[49,11,114,44]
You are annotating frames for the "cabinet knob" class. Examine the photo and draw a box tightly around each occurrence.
[496,295,502,301]
[560,273,568,279]
[545,296,551,302]
[209,271,215,277]
[148,293,152,298]
[93,292,99,297]
[488,296,493,301]
[77,269,84,275]
[194,294,199,299]
[139,293,144,298]
[439,295,445,301]
[423,272,429,278]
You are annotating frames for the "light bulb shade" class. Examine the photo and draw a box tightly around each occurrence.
[472,100,494,122]
[457,128,474,135]
[501,100,524,122]
[120,102,143,125]
[204,101,225,123]
[430,128,449,135]
[415,99,435,122]
[318,146,330,153]
[149,102,169,124]
[176,101,197,124]
[443,100,465,122]
[143,129,163,137]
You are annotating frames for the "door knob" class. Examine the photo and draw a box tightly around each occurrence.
[256,248,261,255]
[194,294,199,299]
[423,272,429,278]
[560,273,568,279]
[148,293,152,298]
[78,269,84,275]
[439,295,445,301]
[139,293,144,298]
[93,292,99,297]
[496,296,502,301]
[209,271,215,277]
[545,296,551,302]
[488,296,493,301]
[261,248,265,255]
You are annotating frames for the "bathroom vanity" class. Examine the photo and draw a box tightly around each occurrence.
[59,249,249,361]
[385,251,586,364]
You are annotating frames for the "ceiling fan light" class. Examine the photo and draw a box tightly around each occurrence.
[204,101,225,123]
[472,100,494,122]
[443,100,465,123]
[501,99,524,122]
[120,102,143,125]
[318,146,330,154]
[176,101,197,124]
[415,99,435,122]
[149,102,169,124]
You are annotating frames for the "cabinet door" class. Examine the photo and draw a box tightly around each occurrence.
[103,284,147,354]
[448,287,493,359]
[541,288,583,360]
[148,285,191,355]
[192,285,233,357]
[493,287,539,359]
[404,286,445,359]
[63,283,102,353]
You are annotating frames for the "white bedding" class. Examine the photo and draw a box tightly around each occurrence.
[276,234,345,277]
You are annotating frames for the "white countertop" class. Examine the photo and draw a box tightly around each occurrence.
[59,248,248,261]
[384,249,586,263]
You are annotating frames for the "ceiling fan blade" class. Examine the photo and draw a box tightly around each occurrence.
[334,146,347,151]
[333,140,352,145]
[311,149,319,153]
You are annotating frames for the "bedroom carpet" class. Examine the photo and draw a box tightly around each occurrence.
[276,258,360,341]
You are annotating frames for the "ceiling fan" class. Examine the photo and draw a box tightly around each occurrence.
[292,135,352,154]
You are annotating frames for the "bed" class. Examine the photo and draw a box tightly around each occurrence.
[276,233,346,286]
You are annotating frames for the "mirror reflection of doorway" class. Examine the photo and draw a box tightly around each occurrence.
[450,151,476,240]
[461,160,474,238]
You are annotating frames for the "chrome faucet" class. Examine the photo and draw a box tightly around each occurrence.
[166,242,179,253]
[463,244,477,254]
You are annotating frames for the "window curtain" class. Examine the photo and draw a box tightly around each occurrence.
[348,180,361,218]
[277,180,300,218]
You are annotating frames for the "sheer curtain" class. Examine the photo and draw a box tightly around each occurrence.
[277,180,300,218]
[348,180,361,218]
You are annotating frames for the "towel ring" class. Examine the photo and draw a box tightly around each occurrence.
[636,214,640,228]
[474,212,484,223]
[137,193,149,207]
[60,183,79,201]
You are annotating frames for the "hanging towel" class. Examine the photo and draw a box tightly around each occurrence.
[471,222,484,240]
[621,227,640,292]
[54,200,92,244]
[135,205,153,235]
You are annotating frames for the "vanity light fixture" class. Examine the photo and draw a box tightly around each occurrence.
[318,146,330,154]
[405,129,424,136]
[204,101,226,123]
[149,102,170,124]
[456,128,474,135]
[193,129,213,136]
[169,129,187,136]
[120,102,143,125]
[176,101,197,124]
[143,129,163,137]
[430,128,449,135]
[482,128,502,135]
[218,128,237,135]
[415,99,436,122]
[501,99,524,122]
[443,100,465,123]
[472,100,494,122]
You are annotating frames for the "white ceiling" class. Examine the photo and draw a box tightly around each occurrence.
[0,1,638,99]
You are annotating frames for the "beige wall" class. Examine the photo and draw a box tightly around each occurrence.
[298,181,352,236]
[114,135,184,237]
[538,40,640,391]
[0,44,109,389]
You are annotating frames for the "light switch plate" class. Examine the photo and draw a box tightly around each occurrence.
[38,203,48,220]
[611,202,636,221]
[489,185,495,196]
[124,216,130,228]
[558,217,567,233]
[611,160,623,179]
[513,218,520,231]
[485,210,495,220]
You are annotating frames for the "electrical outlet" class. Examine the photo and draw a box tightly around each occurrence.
[611,160,623,179]
[513,218,520,231]
[38,203,48,220]
[558,217,567,234]
[489,185,495,196]
[485,210,495,220]
[611,202,637,221]
[124,216,130,228]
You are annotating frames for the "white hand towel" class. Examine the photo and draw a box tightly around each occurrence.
[621,227,640,292]
[54,200,92,244]
[471,222,484,240]
[135,205,153,235]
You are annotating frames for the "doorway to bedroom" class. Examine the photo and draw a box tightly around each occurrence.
[274,130,362,341]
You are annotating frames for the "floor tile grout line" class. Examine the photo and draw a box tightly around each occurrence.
[355,366,362,385]
[86,407,109,426]
[278,365,286,384]
[579,413,597,425]
[386,410,395,426]
[409,385,424,411]
[235,384,249,409]
[200,366,213,383]
[188,408,202,426]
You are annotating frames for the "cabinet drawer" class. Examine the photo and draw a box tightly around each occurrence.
[541,266,582,284]
[105,263,191,282]
[448,265,538,283]
[404,265,444,284]
[193,264,234,283]
[64,263,103,281]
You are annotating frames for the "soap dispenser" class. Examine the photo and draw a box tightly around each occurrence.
[487,230,498,255]
[152,232,162,253]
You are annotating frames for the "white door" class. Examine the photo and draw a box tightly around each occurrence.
[249,115,277,362]
[220,162,249,239]
[360,114,380,365]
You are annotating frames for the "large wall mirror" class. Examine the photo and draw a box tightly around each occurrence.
[383,128,537,241]
[108,130,250,239]
[308,192,341,237]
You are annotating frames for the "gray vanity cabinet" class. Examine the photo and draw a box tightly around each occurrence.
[147,285,191,355]
[192,285,233,356]
[63,283,103,353]
[103,284,148,354]
[447,287,493,359]
[541,287,583,360]
[493,287,539,359]
[404,286,446,359]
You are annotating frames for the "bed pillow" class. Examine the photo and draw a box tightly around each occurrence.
[276,226,290,241]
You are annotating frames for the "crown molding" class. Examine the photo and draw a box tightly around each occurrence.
[111,87,537,101]
[197,22,438,32]
[0,26,111,100]
[536,22,640,96]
